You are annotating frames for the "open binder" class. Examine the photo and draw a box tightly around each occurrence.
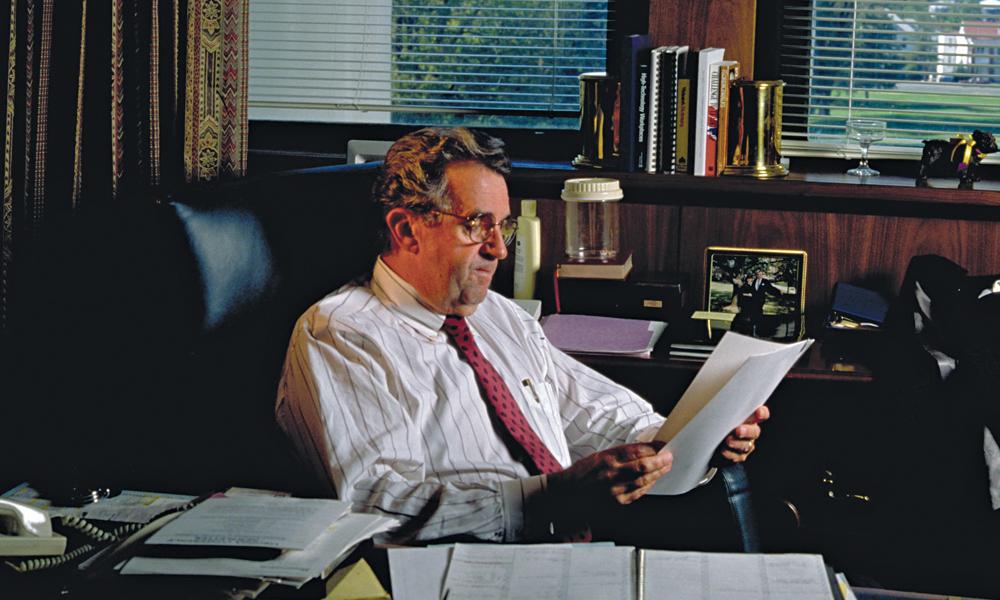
[391,544,842,600]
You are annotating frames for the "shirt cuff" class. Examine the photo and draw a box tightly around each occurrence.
[499,475,547,542]
[633,420,665,443]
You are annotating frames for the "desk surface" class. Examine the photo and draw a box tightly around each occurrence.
[575,338,873,384]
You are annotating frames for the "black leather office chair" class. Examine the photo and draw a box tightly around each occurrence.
[8,163,382,496]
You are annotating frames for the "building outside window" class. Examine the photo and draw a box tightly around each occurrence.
[779,0,1000,159]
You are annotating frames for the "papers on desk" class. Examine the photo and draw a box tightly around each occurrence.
[388,546,452,600]
[77,490,197,524]
[389,544,836,600]
[650,331,814,495]
[146,496,350,550]
[118,495,397,588]
[540,314,667,358]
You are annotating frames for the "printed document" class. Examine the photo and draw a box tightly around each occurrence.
[641,550,835,600]
[145,495,351,549]
[388,546,452,600]
[650,332,813,495]
[122,512,397,586]
[441,543,635,600]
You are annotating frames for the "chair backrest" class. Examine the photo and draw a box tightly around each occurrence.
[9,163,382,495]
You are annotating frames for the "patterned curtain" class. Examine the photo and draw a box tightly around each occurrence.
[0,0,249,331]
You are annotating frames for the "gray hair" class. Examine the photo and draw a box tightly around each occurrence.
[372,127,511,215]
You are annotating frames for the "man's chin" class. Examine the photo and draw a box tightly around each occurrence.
[453,288,490,315]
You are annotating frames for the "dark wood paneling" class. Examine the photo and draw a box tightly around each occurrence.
[678,207,1000,308]
[502,169,1000,312]
[648,0,757,79]
[523,198,683,274]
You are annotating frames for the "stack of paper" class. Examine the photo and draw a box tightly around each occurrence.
[118,495,397,589]
[540,314,667,358]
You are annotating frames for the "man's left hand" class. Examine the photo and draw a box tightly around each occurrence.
[718,405,769,463]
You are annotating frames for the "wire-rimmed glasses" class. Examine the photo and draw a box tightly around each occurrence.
[425,208,519,246]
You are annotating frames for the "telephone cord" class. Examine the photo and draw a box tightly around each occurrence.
[3,543,97,573]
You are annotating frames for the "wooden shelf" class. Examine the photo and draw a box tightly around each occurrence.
[508,167,1000,221]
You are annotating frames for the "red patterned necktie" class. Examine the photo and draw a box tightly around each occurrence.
[442,315,563,475]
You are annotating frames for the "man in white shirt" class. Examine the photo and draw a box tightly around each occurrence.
[276,127,767,543]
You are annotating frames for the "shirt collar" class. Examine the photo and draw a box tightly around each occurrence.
[372,256,447,337]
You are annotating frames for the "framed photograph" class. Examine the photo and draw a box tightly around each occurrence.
[704,247,807,338]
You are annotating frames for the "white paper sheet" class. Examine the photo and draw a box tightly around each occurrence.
[121,512,397,586]
[650,332,813,495]
[388,546,453,600]
[145,495,351,550]
[640,550,834,600]
[442,544,635,600]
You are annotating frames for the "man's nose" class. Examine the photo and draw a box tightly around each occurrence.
[481,226,508,260]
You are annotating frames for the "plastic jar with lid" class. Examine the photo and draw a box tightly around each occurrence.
[561,177,622,260]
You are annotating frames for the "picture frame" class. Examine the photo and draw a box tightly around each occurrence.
[704,247,807,338]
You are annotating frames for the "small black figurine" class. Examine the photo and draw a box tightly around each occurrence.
[916,129,997,190]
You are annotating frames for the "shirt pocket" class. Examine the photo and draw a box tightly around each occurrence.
[516,377,571,467]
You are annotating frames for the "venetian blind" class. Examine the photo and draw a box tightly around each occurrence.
[779,0,1000,159]
[248,0,610,128]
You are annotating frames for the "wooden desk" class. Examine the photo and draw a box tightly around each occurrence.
[573,338,872,416]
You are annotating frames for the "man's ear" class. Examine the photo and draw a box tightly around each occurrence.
[386,207,420,253]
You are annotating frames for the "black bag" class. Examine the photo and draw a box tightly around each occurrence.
[868,255,1000,522]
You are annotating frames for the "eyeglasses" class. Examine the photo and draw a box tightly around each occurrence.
[423,208,518,246]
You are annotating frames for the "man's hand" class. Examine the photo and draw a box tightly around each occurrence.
[548,443,672,507]
[718,405,769,463]
[540,443,671,540]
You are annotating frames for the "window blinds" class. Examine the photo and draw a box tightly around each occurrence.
[248,0,610,127]
[779,0,1000,158]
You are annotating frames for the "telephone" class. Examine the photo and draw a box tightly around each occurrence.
[0,498,66,557]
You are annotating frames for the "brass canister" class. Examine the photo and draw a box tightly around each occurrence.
[723,80,788,178]
[573,72,620,169]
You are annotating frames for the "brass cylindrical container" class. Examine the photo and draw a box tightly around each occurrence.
[573,72,620,169]
[723,80,788,178]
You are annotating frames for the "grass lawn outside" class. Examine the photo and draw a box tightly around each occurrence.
[802,85,1000,143]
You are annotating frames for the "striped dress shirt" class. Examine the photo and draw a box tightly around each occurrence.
[276,258,664,543]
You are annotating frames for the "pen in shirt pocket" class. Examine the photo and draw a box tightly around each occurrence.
[521,378,543,403]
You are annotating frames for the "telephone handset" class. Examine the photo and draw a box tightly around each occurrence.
[2,491,190,573]
[0,498,67,557]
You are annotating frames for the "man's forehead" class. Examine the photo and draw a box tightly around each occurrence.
[445,162,510,216]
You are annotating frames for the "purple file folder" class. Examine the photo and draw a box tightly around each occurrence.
[540,314,667,357]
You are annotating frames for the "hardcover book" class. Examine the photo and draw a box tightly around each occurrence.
[634,48,652,171]
[715,61,740,176]
[556,253,633,280]
[704,61,722,177]
[692,47,725,176]
[617,34,651,172]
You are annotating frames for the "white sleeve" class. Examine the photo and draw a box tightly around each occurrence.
[276,316,546,543]
[546,343,665,462]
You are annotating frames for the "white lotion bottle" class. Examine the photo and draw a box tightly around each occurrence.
[513,199,541,299]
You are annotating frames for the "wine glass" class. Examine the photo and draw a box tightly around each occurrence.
[846,118,886,177]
